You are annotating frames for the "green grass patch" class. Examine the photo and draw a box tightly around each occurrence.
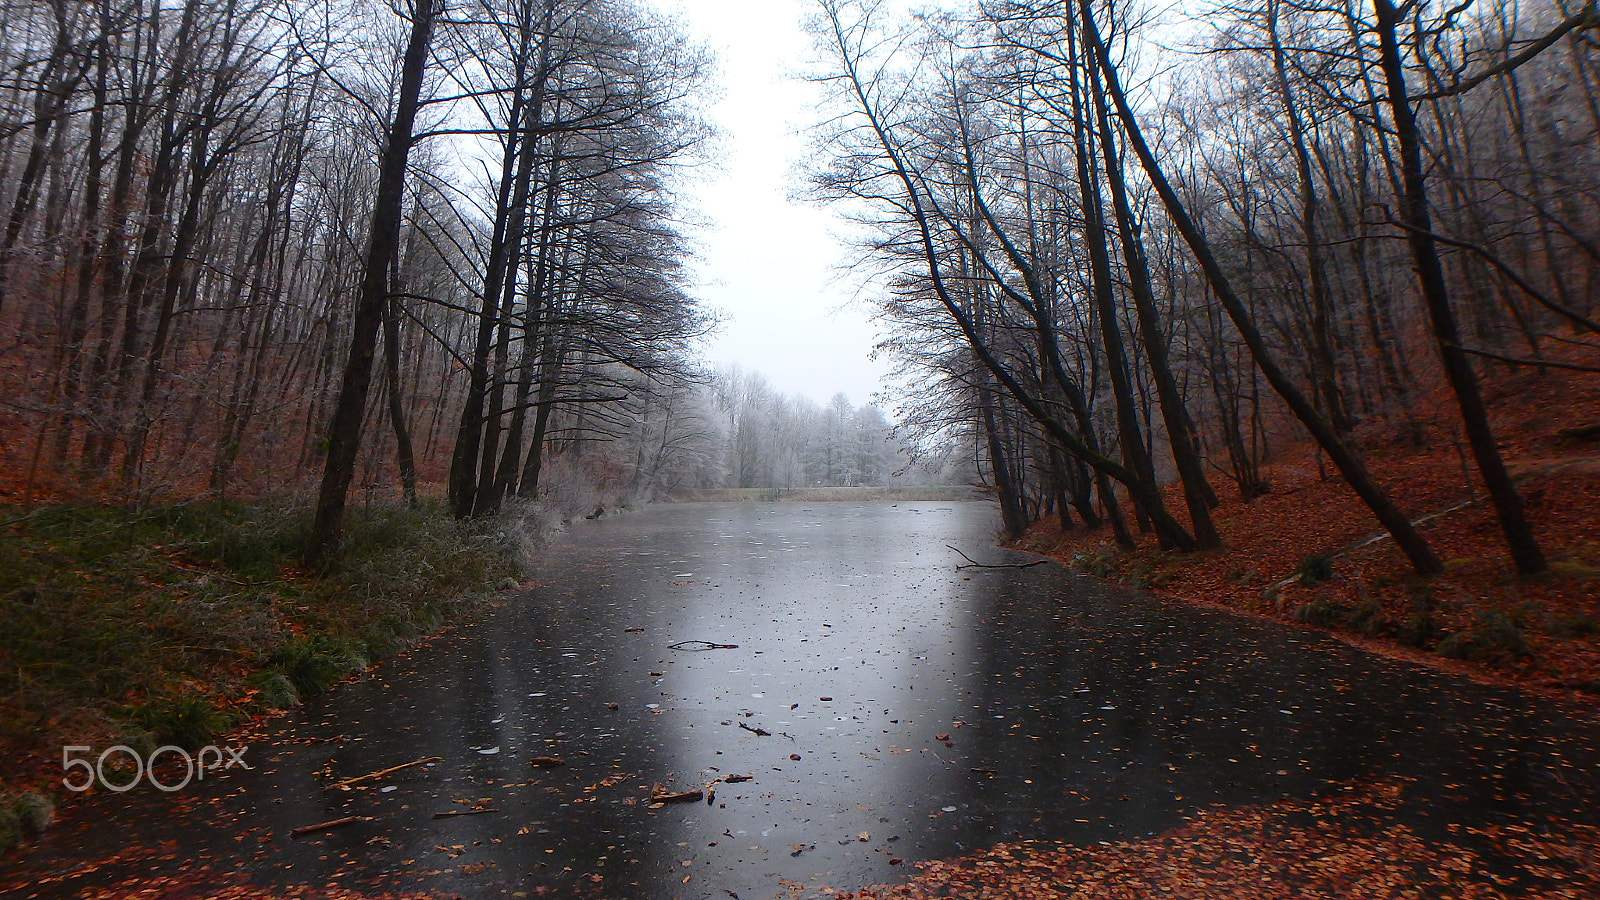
[0,499,520,820]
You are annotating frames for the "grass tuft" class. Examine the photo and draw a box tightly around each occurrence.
[245,671,300,711]
[1295,553,1335,584]
[0,791,54,853]
[1067,544,1119,579]
[133,696,234,750]
[1437,610,1532,662]
[1292,597,1347,627]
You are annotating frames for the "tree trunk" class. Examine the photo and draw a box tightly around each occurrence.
[1092,74,1221,545]
[306,0,437,566]
[1371,0,1545,574]
[384,285,418,508]
[1069,56,1158,539]
[980,376,1031,538]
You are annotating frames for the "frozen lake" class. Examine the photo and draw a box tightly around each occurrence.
[9,501,1598,898]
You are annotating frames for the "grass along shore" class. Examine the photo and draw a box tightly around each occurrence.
[0,499,523,854]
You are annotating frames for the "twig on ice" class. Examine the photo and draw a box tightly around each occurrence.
[291,815,375,837]
[325,756,441,791]
[946,545,1046,570]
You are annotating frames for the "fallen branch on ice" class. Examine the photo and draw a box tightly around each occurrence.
[325,756,441,791]
[946,545,1047,570]
[291,816,375,837]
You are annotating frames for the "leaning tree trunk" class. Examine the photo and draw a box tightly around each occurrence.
[1091,71,1221,545]
[306,0,437,566]
[1066,46,1160,540]
[1371,0,1545,574]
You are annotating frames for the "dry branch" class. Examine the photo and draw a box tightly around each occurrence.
[325,756,441,791]
[946,545,1047,570]
[291,815,376,837]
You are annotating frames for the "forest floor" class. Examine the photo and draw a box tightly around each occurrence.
[1009,362,1600,703]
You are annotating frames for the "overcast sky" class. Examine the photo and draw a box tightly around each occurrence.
[648,0,893,410]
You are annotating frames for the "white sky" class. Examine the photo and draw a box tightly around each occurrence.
[649,0,892,410]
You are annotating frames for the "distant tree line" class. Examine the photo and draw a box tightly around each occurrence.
[809,0,1598,572]
[704,364,965,491]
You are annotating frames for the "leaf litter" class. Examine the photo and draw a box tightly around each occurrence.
[795,778,1600,899]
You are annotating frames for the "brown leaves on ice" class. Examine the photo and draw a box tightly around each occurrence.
[822,778,1600,900]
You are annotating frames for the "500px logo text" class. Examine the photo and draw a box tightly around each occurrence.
[63,745,250,792]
